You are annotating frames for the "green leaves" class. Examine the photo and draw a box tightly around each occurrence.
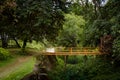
[84,19,112,46]
[0,48,10,60]
[112,37,120,54]
[57,13,85,47]
[15,0,65,43]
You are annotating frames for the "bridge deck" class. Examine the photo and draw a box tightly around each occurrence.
[41,47,106,55]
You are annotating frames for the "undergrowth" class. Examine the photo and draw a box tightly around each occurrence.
[0,48,11,60]
[48,56,120,80]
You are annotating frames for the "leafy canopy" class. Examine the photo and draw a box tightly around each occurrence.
[57,13,85,47]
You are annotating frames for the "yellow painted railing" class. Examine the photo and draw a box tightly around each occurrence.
[41,47,106,55]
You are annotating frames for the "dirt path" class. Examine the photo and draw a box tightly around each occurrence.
[0,56,34,78]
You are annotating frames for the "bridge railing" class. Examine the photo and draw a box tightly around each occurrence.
[54,47,99,53]
[42,47,106,55]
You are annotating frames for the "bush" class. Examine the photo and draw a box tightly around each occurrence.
[91,73,120,80]
[112,37,120,54]
[111,37,120,66]
[67,56,85,64]
[48,56,120,80]
[0,48,11,60]
[16,48,30,55]
[67,56,80,64]
[48,64,89,80]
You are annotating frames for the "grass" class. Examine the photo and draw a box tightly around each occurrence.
[0,41,43,80]
[0,57,35,80]
[0,40,43,80]
[0,58,16,67]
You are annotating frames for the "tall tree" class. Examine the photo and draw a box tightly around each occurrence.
[16,0,65,49]
[0,0,17,48]
[78,0,120,65]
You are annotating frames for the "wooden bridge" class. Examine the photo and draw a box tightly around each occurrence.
[41,47,106,55]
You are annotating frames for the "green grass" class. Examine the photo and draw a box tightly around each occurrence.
[0,54,24,68]
[0,58,16,67]
[0,57,35,80]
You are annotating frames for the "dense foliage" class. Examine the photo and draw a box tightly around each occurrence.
[57,13,85,47]
[1,0,120,80]
[48,56,120,80]
[65,0,120,64]
[47,0,120,80]
[0,0,65,48]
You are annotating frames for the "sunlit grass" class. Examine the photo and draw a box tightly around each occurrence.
[0,57,35,80]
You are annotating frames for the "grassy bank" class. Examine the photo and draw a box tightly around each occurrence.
[0,58,17,67]
[0,56,35,80]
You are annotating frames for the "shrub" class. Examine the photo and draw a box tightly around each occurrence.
[112,37,120,54]
[0,48,11,60]
[112,37,120,66]
[48,64,89,80]
[67,56,79,64]
[91,73,120,80]
[16,48,30,55]
[48,56,119,80]
[67,56,83,64]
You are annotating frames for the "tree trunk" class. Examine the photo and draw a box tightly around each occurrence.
[13,38,21,48]
[1,33,8,48]
[22,38,27,49]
